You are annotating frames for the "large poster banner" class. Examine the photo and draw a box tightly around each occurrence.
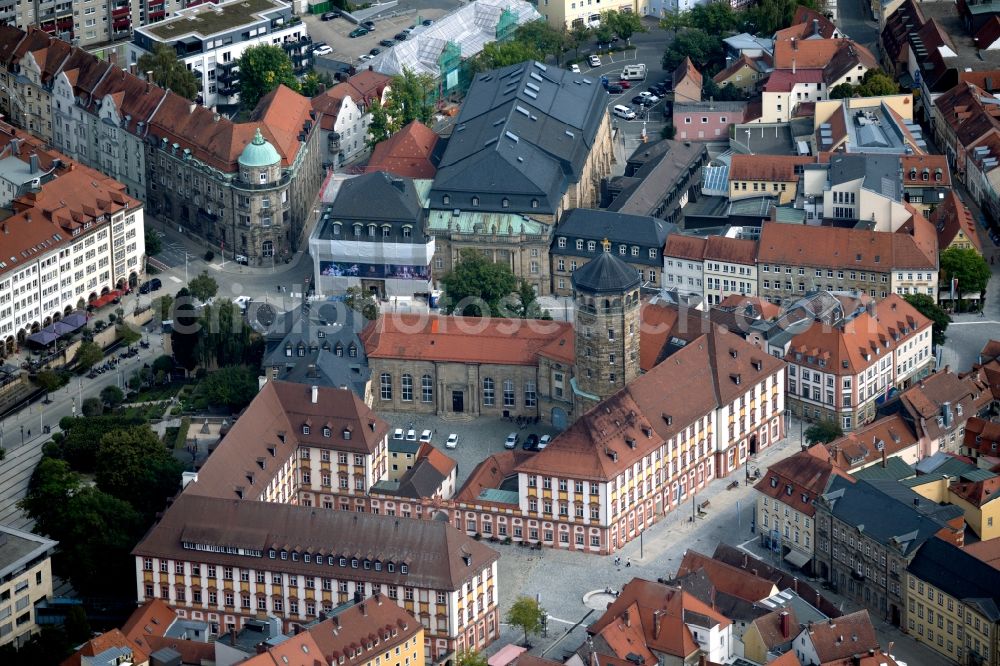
[320,261,429,280]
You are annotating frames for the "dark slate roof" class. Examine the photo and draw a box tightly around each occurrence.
[326,171,424,222]
[907,537,1000,621]
[262,303,370,397]
[552,209,675,266]
[819,477,962,556]
[430,61,607,215]
[571,251,641,294]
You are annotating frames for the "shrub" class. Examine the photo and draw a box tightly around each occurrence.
[204,251,215,262]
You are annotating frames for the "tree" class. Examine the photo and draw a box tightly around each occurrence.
[188,271,219,303]
[137,44,200,100]
[440,250,518,317]
[659,11,690,36]
[688,2,738,34]
[386,68,436,127]
[201,365,260,411]
[593,22,616,45]
[197,301,261,368]
[34,369,65,400]
[940,247,992,308]
[804,420,844,444]
[300,69,334,97]
[171,288,201,372]
[512,20,566,63]
[237,44,300,111]
[507,596,545,647]
[469,40,542,72]
[602,9,645,44]
[144,228,163,256]
[366,97,396,149]
[904,294,951,345]
[19,458,82,539]
[456,651,489,666]
[95,426,182,517]
[830,82,855,99]
[73,340,103,372]
[742,0,817,34]
[155,294,174,322]
[345,286,380,320]
[565,24,592,60]
[854,69,899,97]
[152,354,175,376]
[82,397,103,417]
[100,385,125,408]
[118,324,142,346]
[661,123,677,139]
[514,280,550,319]
[662,28,724,75]
[63,605,91,646]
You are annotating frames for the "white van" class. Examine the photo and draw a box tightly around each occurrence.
[613,105,637,120]
[620,64,647,81]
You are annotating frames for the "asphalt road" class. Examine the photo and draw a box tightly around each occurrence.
[836,0,879,50]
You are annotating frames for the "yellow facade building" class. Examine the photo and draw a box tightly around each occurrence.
[0,526,57,648]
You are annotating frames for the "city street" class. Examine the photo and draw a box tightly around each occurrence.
[835,0,879,50]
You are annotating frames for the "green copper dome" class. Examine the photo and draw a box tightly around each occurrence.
[239,128,281,168]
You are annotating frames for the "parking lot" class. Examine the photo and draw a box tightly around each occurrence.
[378,412,559,488]
[302,0,460,67]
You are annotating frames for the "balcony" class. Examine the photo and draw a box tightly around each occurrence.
[112,6,129,17]
[217,69,237,83]
[217,59,237,71]
[217,85,238,97]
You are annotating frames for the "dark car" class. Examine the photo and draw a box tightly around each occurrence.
[362,20,376,30]
[139,278,162,294]
[422,18,433,25]
[522,434,540,451]
[369,47,381,56]
[606,84,623,94]
[394,32,408,40]
[649,83,667,96]
[348,26,368,38]
[321,11,338,20]
[379,38,395,47]
[631,95,645,105]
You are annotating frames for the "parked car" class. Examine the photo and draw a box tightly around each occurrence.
[419,429,432,444]
[612,104,636,120]
[379,38,395,47]
[538,435,551,450]
[504,432,519,449]
[631,95,646,105]
[522,433,540,451]
[321,11,339,20]
[362,20,376,30]
[606,84,624,94]
[445,433,459,449]
[405,429,417,441]
[392,428,404,440]
[349,26,369,37]
[139,277,162,294]
[359,54,373,61]
[422,18,433,25]
[313,44,333,56]
[617,80,631,89]
[369,46,381,56]
[570,63,581,73]
[638,91,660,103]
[394,32,408,41]
[588,54,601,67]
[234,253,249,265]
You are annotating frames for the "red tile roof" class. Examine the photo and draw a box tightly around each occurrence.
[773,38,845,69]
[704,236,757,265]
[663,234,707,260]
[361,314,574,366]
[932,191,982,253]
[765,68,825,91]
[366,121,440,179]
[757,223,937,272]
[950,476,1000,507]
[901,154,950,186]
[718,295,782,320]
[814,414,918,471]
[240,632,325,666]
[675,549,780,601]
[454,450,532,502]
[638,300,679,371]
[964,538,1000,570]
[303,594,420,666]
[713,54,760,85]
[801,610,878,663]
[121,599,177,651]
[755,450,852,516]
[61,629,148,666]
[312,70,392,131]
[964,417,1000,456]
[729,154,813,182]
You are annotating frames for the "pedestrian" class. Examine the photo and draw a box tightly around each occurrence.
[614,556,620,567]
[626,557,631,568]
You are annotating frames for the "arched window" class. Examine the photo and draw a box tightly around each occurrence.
[380,373,392,401]
[421,374,433,403]
[503,379,515,408]
[483,377,495,407]
[401,374,413,402]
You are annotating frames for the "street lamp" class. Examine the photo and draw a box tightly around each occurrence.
[20,424,24,446]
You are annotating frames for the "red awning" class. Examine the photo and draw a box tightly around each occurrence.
[89,289,123,309]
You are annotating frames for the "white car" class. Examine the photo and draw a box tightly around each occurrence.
[570,63,581,73]
[445,433,459,449]
[392,428,404,440]
[538,435,552,450]
[504,432,519,449]
[588,55,601,67]
[419,429,433,444]
[405,429,417,441]
[638,91,660,103]
[359,54,374,61]
[313,45,333,56]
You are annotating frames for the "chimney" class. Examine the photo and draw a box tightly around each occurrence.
[623,609,630,627]
[866,300,876,318]
[792,37,797,50]
[654,610,663,639]
[311,385,318,404]
[360,602,367,616]
[28,153,38,174]
[793,56,797,75]
[780,611,791,638]
[881,448,887,468]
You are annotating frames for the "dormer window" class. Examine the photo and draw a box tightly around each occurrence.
[531,199,538,208]
[335,343,344,357]
[348,344,357,357]
[502,198,509,208]
[471,196,479,206]
[770,477,778,488]
[443,195,450,205]
[303,425,310,435]
[343,428,351,440]
[332,223,342,235]
[323,427,331,437]
[285,344,292,357]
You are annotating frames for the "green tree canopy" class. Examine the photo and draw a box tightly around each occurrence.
[602,10,646,44]
[469,40,542,72]
[188,270,219,303]
[512,20,566,62]
[565,24,592,60]
[940,246,992,302]
[742,0,818,34]
[100,385,125,408]
[155,294,174,322]
[137,44,201,100]
[366,97,396,149]
[34,369,65,396]
[386,68,436,127]
[854,69,899,97]
[95,426,182,517]
[904,294,950,346]
[197,301,260,368]
[804,420,844,444]
[662,28,725,75]
[171,287,201,372]
[237,44,300,110]
[507,596,545,647]
[456,651,489,666]
[144,228,163,256]
[73,340,103,372]
[441,250,518,317]
[201,365,260,411]
[514,280,551,319]
[345,286,380,321]
[300,69,335,97]
[688,2,738,34]
[81,397,103,417]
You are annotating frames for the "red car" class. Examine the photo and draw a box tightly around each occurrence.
[617,80,631,89]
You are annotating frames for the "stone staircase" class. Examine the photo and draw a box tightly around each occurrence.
[438,412,477,423]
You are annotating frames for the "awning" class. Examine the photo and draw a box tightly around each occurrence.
[487,645,527,666]
[784,549,812,568]
[26,330,58,346]
[89,290,122,309]
[47,321,75,337]
[62,312,88,330]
